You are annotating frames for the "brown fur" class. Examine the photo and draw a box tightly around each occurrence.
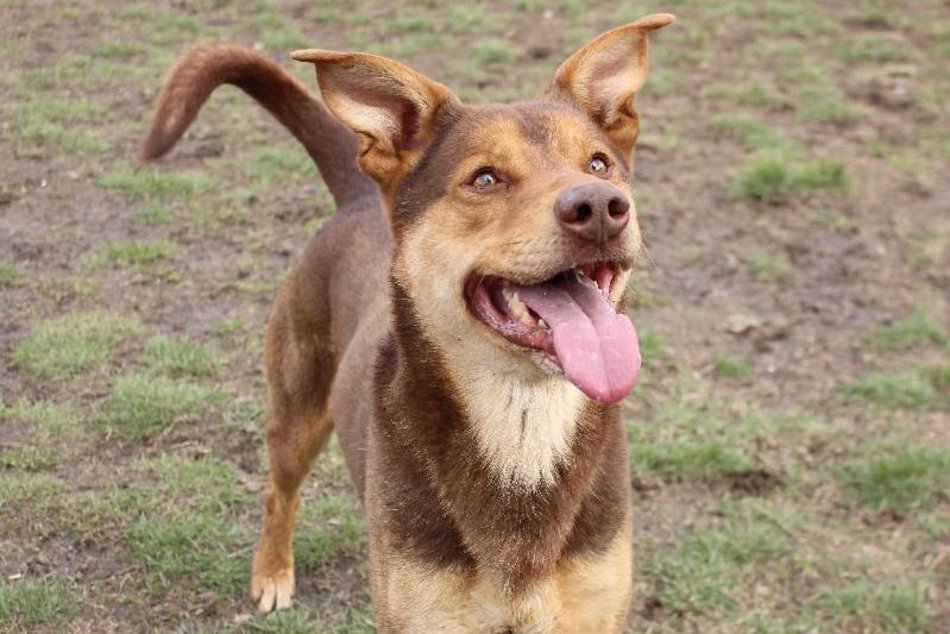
[141,14,674,632]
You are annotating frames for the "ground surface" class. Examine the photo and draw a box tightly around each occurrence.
[1,0,948,632]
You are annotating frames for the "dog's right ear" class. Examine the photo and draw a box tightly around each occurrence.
[292,49,458,194]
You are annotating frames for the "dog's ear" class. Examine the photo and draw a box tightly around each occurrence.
[544,14,675,156]
[292,49,458,192]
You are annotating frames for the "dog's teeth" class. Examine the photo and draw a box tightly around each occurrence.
[503,289,535,326]
[538,319,548,329]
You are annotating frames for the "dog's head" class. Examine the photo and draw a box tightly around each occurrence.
[294,14,673,405]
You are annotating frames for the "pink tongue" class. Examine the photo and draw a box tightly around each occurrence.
[515,274,640,405]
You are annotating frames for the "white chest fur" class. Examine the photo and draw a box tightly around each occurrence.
[452,362,584,489]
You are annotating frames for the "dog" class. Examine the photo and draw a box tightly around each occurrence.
[141,13,674,632]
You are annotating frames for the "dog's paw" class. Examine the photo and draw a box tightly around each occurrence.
[250,566,295,613]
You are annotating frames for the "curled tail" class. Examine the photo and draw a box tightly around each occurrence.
[140,42,377,209]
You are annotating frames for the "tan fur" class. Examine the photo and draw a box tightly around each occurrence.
[370,518,632,633]
[140,14,674,631]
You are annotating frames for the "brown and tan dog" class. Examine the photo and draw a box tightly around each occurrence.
[141,13,674,632]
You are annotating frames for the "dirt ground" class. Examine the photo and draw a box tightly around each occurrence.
[1,1,948,633]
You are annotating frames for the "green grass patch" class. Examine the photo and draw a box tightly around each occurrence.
[3,97,110,153]
[627,378,778,481]
[710,116,797,153]
[921,364,950,390]
[94,40,148,58]
[137,454,247,508]
[843,371,941,410]
[12,311,141,378]
[134,203,174,225]
[836,34,918,64]
[0,445,58,471]
[142,335,222,378]
[0,579,78,632]
[749,253,791,282]
[295,496,365,570]
[838,446,950,515]
[731,155,851,201]
[866,310,948,350]
[126,510,248,595]
[798,96,867,125]
[0,262,20,285]
[702,81,783,108]
[96,374,224,440]
[650,500,791,618]
[0,473,68,508]
[630,433,751,481]
[239,606,376,634]
[0,401,80,436]
[93,239,177,267]
[713,355,751,378]
[823,581,932,631]
[98,167,213,199]
[812,210,858,231]
[638,329,666,364]
[472,38,519,64]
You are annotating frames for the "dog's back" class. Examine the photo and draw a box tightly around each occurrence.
[141,43,394,494]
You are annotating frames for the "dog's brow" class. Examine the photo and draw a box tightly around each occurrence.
[515,111,553,150]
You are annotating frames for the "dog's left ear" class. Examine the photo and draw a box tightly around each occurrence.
[544,14,675,156]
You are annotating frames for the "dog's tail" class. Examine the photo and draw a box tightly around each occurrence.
[139,42,377,209]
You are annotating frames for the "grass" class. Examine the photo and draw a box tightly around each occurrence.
[713,355,751,378]
[3,96,110,154]
[866,310,948,350]
[137,453,248,509]
[0,401,80,436]
[472,38,519,64]
[126,510,248,595]
[12,311,141,378]
[134,203,174,225]
[93,239,177,266]
[798,96,867,125]
[710,116,798,153]
[0,262,20,285]
[731,156,852,201]
[703,81,783,108]
[749,253,791,282]
[98,167,213,199]
[295,496,365,570]
[0,445,58,471]
[0,473,68,509]
[836,33,918,64]
[0,579,78,632]
[627,378,775,482]
[812,209,858,231]
[823,581,932,631]
[843,370,943,410]
[96,374,224,440]
[648,499,792,618]
[241,607,375,634]
[142,335,222,378]
[630,433,751,480]
[838,446,950,515]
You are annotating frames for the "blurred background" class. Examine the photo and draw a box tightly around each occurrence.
[1,1,947,632]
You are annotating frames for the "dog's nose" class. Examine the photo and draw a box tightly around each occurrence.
[554,182,630,244]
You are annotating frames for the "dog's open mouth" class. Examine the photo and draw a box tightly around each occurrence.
[464,261,641,405]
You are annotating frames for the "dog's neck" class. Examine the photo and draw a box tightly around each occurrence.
[376,284,627,592]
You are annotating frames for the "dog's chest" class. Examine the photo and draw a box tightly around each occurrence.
[459,371,584,489]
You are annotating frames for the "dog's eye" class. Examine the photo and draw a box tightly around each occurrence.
[588,154,610,177]
[470,168,500,189]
